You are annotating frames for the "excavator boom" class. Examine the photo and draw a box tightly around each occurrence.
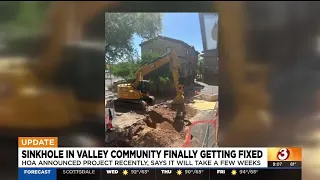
[133,50,184,104]
[133,51,178,86]
[115,50,184,110]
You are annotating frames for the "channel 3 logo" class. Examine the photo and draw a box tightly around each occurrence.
[277,148,290,160]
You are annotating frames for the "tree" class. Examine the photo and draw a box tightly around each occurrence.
[0,2,21,24]
[105,13,163,63]
[111,61,138,80]
[0,2,50,56]
[0,2,49,37]
[136,52,162,66]
[112,52,161,80]
[197,55,204,80]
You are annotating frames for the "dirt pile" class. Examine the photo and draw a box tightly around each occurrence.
[126,103,196,147]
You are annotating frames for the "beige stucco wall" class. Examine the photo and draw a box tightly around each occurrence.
[202,49,218,85]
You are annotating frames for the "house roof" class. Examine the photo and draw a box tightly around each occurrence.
[139,35,200,54]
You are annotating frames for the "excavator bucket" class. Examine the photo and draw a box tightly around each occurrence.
[172,85,185,105]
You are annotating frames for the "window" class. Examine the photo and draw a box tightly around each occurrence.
[166,47,171,52]
[185,50,192,56]
[204,65,210,73]
[149,48,153,53]
[203,65,217,73]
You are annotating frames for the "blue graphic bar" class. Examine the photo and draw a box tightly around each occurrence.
[18,168,56,180]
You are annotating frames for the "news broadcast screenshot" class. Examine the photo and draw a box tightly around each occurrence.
[19,137,301,180]
[5,1,320,180]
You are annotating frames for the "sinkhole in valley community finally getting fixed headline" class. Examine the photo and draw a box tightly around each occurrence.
[20,149,264,159]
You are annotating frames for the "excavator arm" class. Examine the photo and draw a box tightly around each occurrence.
[132,50,184,104]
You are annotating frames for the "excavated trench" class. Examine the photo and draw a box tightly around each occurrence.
[106,104,197,147]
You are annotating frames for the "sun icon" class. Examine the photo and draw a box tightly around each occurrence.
[176,169,183,176]
[122,170,129,176]
[231,170,237,176]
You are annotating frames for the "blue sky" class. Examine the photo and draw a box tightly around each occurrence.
[133,13,217,56]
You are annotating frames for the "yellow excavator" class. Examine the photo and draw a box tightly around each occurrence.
[114,50,185,109]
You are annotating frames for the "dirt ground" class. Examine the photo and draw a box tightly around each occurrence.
[105,82,217,147]
[106,102,201,147]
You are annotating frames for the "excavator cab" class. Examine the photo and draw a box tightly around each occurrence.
[136,80,151,94]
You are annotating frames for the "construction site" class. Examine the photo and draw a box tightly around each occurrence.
[105,83,218,148]
[105,12,219,148]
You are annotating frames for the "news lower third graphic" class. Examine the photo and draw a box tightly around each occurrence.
[19,168,301,180]
[18,137,302,180]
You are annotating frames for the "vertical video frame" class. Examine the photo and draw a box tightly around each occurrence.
[105,12,219,148]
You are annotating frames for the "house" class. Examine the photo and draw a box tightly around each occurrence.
[139,36,199,86]
[199,13,219,85]
[202,49,218,85]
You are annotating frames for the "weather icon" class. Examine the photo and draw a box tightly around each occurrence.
[231,170,237,176]
[176,169,183,176]
[122,170,129,176]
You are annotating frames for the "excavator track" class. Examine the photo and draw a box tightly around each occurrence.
[114,99,147,110]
